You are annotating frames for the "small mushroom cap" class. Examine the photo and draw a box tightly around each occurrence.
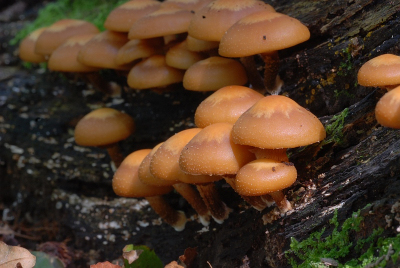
[219,11,310,57]
[74,108,135,147]
[18,27,47,63]
[195,85,264,128]
[183,56,248,91]
[128,4,194,39]
[139,143,179,187]
[186,35,219,52]
[357,54,400,88]
[150,128,221,184]
[166,40,206,70]
[127,55,184,89]
[375,85,400,128]
[77,30,132,70]
[48,33,100,72]
[35,19,99,56]
[179,123,255,176]
[235,159,297,196]
[188,0,274,42]
[104,0,161,32]
[113,149,173,197]
[164,0,213,11]
[232,95,326,149]
[115,37,164,66]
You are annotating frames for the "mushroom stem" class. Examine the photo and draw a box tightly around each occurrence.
[223,175,267,211]
[239,56,265,93]
[196,183,230,224]
[104,143,124,168]
[145,195,187,232]
[173,182,210,226]
[259,51,282,95]
[250,148,289,162]
[268,191,292,214]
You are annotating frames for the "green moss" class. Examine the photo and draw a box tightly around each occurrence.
[286,209,400,268]
[322,108,348,146]
[337,47,353,77]
[11,0,129,45]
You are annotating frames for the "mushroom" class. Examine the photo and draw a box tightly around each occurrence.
[150,128,230,223]
[235,159,297,213]
[115,37,164,66]
[194,85,263,128]
[104,0,161,32]
[74,108,135,168]
[231,95,326,212]
[113,149,187,231]
[18,27,47,63]
[357,54,400,91]
[139,143,211,226]
[179,123,268,211]
[165,40,206,70]
[34,19,99,57]
[219,11,310,94]
[127,55,185,90]
[164,0,213,12]
[375,85,400,128]
[183,56,248,91]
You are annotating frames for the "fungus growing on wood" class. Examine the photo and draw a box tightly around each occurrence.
[357,54,400,90]
[113,149,187,231]
[164,0,213,11]
[18,27,47,63]
[235,159,297,213]
[179,123,268,211]
[185,35,219,53]
[127,55,184,90]
[104,0,161,32]
[74,108,135,168]
[375,85,400,128]
[150,128,230,223]
[194,85,263,128]
[219,11,310,94]
[115,37,164,66]
[165,40,206,70]
[139,143,210,226]
[35,19,99,57]
[183,56,248,91]
[188,0,274,42]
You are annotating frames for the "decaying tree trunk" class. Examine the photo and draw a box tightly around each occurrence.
[1,0,400,267]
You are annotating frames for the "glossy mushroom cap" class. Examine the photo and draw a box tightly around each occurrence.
[186,35,219,52]
[164,0,213,11]
[113,149,173,197]
[188,0,274,42]
[35,19,99,56]
[77,31,132,70]
[104,0,161,32]
[150,128,220,184]
[115,37,164,66]
[357,54,400,88]
[195,85,263,128]
[166,40,206,70]
[183,56,248,91]
[232,95,326,149]
[127,55,184,89]
[235,159,297,196]
[128,4,194,39]
[74,108,135,147]
[48,33,100,72]
[19,27,47,63]
[219,11,310,58]
[375,85,400,128]
[180,123,255,176]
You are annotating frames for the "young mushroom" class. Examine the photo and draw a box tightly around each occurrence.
[74,108,135,168]
[18,27,47,63]
[375,85,400,129]
[113,149,187,231]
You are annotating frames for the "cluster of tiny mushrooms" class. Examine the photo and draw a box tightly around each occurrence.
[18,0,400,231]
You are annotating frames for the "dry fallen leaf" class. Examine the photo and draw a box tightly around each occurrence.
[122,249,143,264]
[89,261,122,268]
[0,241,36,268]
[164,261,184,268]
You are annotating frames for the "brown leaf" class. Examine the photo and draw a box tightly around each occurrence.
[122,249,143,264]
[164,261,184,268]
[89,261,122,268]
[178,247,197,268]
[0,241,36,268]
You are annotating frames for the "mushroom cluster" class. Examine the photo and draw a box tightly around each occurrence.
[357,54,400,129]
[18,0,310,94]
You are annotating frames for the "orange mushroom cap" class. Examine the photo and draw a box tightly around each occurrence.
[18,27,47,63]
[232,95,326,149]
[375,85,400,128]
[219,11,310,58]
[357,54,400,88]
[74,108,135,147]
[166,40,206,70]
[115,37,164,66]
